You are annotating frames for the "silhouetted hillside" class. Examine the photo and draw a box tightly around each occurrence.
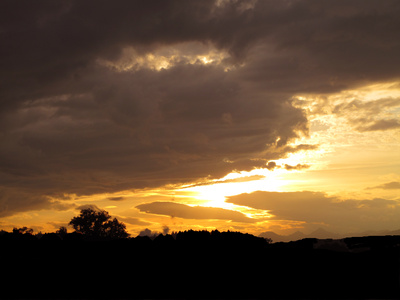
[1,229,399,299]
[259,227,400,242]
[259,228,341,242]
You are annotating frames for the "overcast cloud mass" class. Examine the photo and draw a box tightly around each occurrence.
[0,1,399,234]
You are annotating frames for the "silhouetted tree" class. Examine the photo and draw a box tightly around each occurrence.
[104,217,130,239]
[10,226,36,240]
[12,226,33,235]
[56,226,68,238]
[69,208,129,240]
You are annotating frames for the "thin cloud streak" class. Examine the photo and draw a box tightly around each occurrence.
[136,201,259,223]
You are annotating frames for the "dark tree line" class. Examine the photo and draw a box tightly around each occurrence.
[1,208,399,299]
[0,208,270,245]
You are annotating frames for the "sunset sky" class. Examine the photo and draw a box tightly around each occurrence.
[1,0,399,237]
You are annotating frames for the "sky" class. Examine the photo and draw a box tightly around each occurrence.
[1,0,399,237]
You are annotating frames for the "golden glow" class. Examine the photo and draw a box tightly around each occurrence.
[183,170,284,203]
[173,80,400,224]
[177,169,290,222]
[97,42,230,72]
[283,81,400,195]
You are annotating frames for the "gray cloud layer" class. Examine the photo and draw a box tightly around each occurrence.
[1,0,400,216]
[367,181,400,190]
[226,191,400,232]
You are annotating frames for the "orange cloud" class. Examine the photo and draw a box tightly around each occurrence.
[136,201,259,223]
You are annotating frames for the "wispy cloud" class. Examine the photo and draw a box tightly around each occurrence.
[367,181,400,190]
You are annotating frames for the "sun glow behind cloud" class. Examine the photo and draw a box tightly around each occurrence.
[97,42,231,72]
[284,81,400,195]
[178,80,400,216]
[185,170,287,199]
[177,168,294,223]
[3,80,399,235]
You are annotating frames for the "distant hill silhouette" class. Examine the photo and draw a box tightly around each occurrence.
[258,227,400,242]
[259,230,307,242]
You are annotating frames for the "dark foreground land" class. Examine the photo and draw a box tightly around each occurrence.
[1,230,400,299]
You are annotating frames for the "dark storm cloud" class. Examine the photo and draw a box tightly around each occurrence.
[0,187,75,218]
[1,0,400,216]
[136,201,257,223]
